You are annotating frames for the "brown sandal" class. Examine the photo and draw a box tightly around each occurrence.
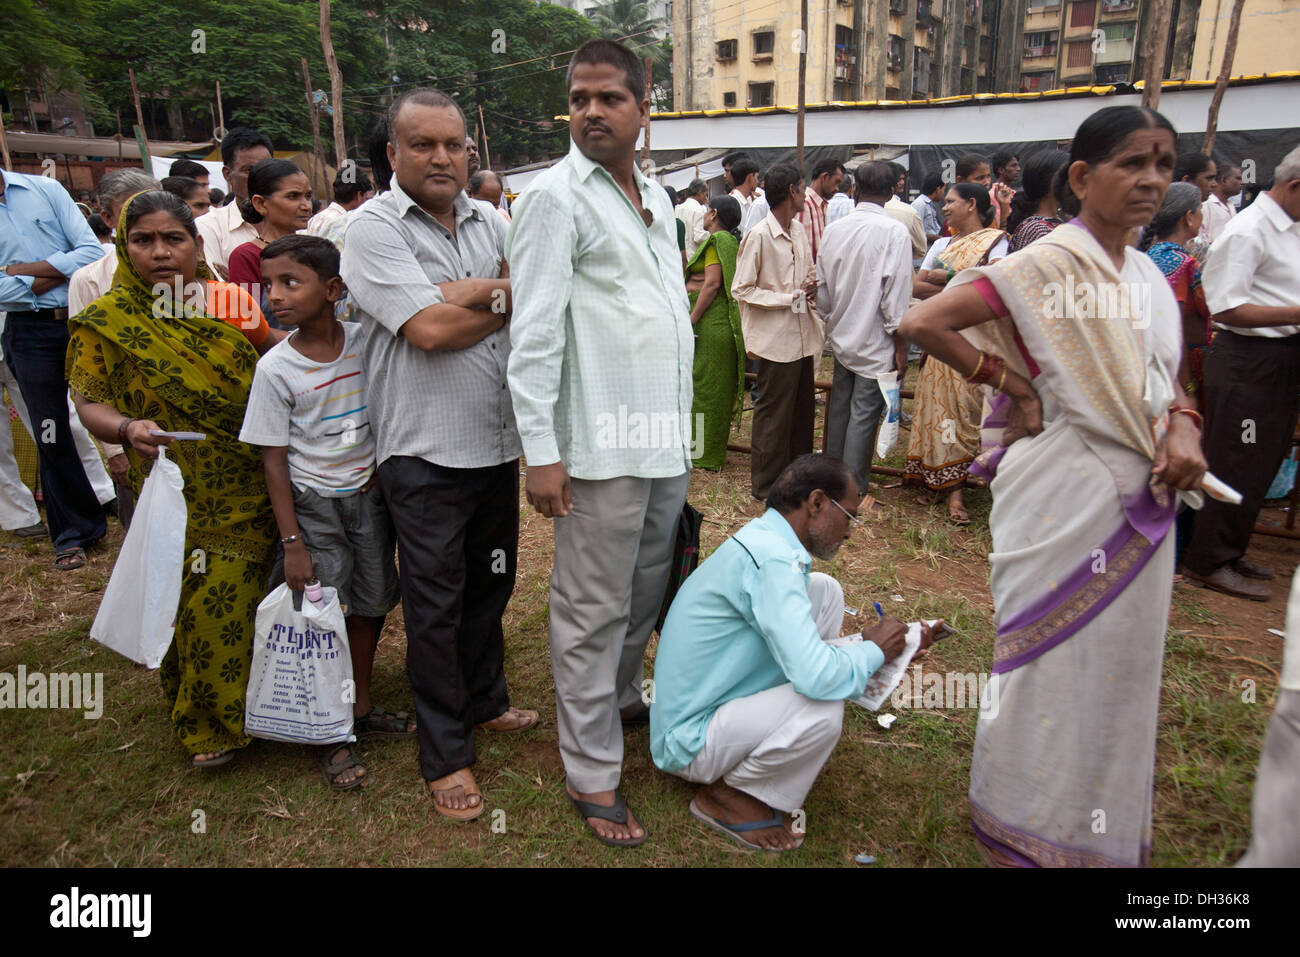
[427,767,485,821]
[476,705,539,733]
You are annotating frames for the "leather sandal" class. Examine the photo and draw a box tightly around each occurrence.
[476,705,539,733]
[354,706,416,739]
[317,743,366,791]
[427,768,485,822]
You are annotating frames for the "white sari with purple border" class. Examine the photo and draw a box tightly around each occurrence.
[952,222,1183,867]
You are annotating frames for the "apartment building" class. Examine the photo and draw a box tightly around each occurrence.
[1190,0,1300,79]
[1018,0,1145,92]
[673,0,1022,109]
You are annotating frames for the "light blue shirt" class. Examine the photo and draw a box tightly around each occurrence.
[0,170,103,311]
[650,508,885,773]
[825,191,853,226]
[911,193,941,238]
[506,140,693,479]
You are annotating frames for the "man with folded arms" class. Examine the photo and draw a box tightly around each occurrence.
[651,455,919,852]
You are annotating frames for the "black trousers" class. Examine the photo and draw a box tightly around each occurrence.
[1,311,106,551]
[751,355,815,500]
[1183,331,1300,576]
[379,455,517,782]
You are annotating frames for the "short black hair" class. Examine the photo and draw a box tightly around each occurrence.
[764,162,803,209]
[812,157,844,180]
[221,126,273,168]
[260,233,340,282]
[87,213,112,240]
[922,172,945,194]
[208,187,226,206]
[722,151,751,170]
[730,157,759,185]
[566,39,646,102]
[169,159,209,180]
[855,161,896,199]
[333,169,372,204]
[992,151,1019,176]
[956,153,988,180]
[367,117,393,193]
[388,88,466,142]
[886,161,906,181]
[1174,151,1214,182]
[161,175,204,200]
[766,454,855,514]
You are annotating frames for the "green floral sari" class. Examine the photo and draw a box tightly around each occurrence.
[686,229,744,470]
[66,210,275,757]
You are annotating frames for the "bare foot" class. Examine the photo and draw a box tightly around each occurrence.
[567,786,644,842]
[694,780,801,850]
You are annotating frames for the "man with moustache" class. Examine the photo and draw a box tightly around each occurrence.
[342,88,537,822]
[507,39,694,848]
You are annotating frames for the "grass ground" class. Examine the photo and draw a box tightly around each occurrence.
[1,357,1292,866]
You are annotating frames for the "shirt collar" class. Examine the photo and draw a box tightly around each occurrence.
[755,509,811,569]
[805,187,827,210]
[855,201,887,214]
[1257,192,1299,233]
[567,138,650,192]
[0,170,34,193]
[763,210,793,240]
[389,177,481,226]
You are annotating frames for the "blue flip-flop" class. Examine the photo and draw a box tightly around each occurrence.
[688,797,802,852]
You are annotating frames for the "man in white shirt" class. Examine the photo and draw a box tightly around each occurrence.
[1200,162,1241,247]
[305,170,372,246]
[1183,147,1300,601]
[729,157,760,232]
[817,162,913,502]
[507,40,694,848]
[883,162,927,259]
[675,179,709,257]
[195,127,273,280]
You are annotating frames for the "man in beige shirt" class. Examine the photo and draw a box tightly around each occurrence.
[195,127,272,280]
[732,162,823,500]
[883,162,927,259]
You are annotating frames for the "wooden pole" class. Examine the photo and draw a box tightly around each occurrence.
[320,0,346,169]
[215,80,226,139]
[640,57,652,170]
[1202,0,1246,154]
[797,0,808,172]
[301,57,327,197]
[1139,0,1174,110]
[0,109,11,170]
[128,68,153,174]
[477,103,492,170]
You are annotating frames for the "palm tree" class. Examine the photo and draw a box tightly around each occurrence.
[590,0,672,108]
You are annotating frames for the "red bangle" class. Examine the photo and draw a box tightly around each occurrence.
[1170,407,1203,429]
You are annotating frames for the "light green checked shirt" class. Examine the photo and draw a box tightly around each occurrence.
[505,141,694,480]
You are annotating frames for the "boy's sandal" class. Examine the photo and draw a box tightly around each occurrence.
[476,705,539,733]
[427,768,485,821]
[54,547,86,571]
[192,749,236,769]
[567,789,647,848]
[354,706,416,739]
[316,743,366,791]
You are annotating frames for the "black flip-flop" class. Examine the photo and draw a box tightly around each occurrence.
[567,789,647,848]
[53,547,86,571]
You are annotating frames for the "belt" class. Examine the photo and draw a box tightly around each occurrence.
[9,307,68,321]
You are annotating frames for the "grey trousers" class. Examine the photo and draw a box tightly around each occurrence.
[550,471,690,792]
[825,357,886,493]
[1237,688,1300,867]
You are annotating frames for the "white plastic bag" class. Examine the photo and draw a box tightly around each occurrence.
[245,583,354,744]
[875,370,901,458]
[90,446,186,669]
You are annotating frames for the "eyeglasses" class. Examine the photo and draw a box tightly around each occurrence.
[825,495,860,528]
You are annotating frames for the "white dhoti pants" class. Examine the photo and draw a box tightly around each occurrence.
[670,572,847,812]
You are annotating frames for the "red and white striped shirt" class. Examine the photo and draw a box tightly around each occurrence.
[798,187,829,262]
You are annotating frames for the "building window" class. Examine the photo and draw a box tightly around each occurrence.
[1027,0,1062,10]
[1095,63,1130,83]
[1069,0,1097,27]
[887,35,905,72]
[890,0,906,12]
[716,38,737,61]
[1102,20,1136,41]
[748,81,774,107]
[1023,30,1059,56]
[1101,0,1137,11]
[752,31,775,58]
[1020,70,1056,91]
[723,90,737,106]
[1066,38,1093,68]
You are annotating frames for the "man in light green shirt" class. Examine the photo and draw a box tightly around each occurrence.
[506,39,694,849]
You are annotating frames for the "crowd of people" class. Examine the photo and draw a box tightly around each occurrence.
[2,35,1299,865]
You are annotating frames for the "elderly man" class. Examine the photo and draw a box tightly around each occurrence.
[196,126,273,279]
[1183,146,1300,600]
[0,167,108,568]
[508,39,694,848]
[342,87,537,822]
[652,454,925,852]
[818,161,913,502]
[675,178,709,257]
[733,162,821,501]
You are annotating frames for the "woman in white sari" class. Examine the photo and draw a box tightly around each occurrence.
[901,106,1208,867]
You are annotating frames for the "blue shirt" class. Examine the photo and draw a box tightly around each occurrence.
[911,194,941,238]
[0,170,102,311]
[650,508,885,773]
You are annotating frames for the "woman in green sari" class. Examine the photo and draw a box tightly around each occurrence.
[684,195,745,470]
[68,190,276,767]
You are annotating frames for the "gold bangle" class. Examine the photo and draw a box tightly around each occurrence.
[996,367,1008,392]
[967,352,986,383]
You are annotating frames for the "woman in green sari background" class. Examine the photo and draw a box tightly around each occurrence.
[68,190,275,767]
[684,195,745,471]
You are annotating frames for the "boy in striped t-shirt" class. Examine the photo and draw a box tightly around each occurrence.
[240,235,407,790]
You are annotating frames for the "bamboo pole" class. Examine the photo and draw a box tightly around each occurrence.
[478,103,492,170]
[1202,0,1246,154]
[0,109,11,170]
[301,57,327,196]
[320,0,346,169]
[128,69,153,174]
[797,0,808,172]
